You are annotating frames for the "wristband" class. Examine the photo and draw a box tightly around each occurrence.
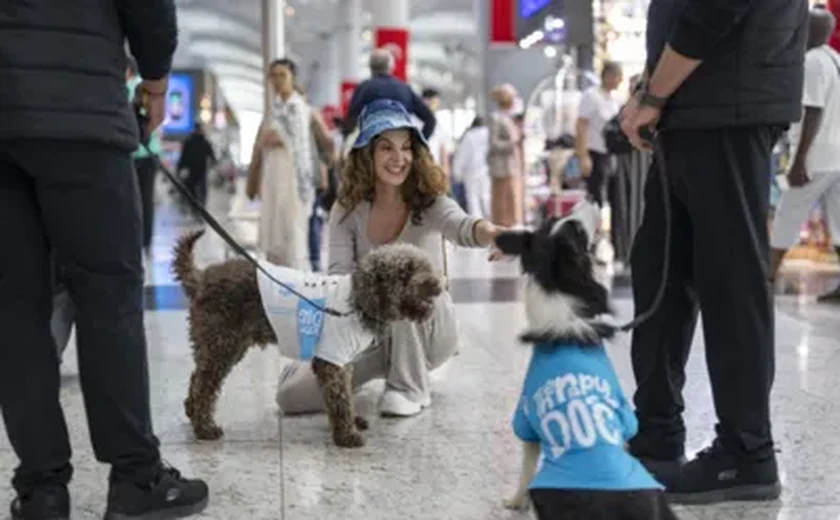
[638,86,667,109]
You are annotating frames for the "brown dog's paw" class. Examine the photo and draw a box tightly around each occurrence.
[333,429,365,448]
[354,416,369,431]
[194,424,224,441]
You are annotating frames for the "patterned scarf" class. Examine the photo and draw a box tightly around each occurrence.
[271,92,315,202]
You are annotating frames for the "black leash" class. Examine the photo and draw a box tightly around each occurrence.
[134,107,349,318]
[615,136,670,332]
[614,130,671,333]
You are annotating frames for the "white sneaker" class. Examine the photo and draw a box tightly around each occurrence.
[275,362,300,410]
[378,390,430,417]
[430,358,453,382]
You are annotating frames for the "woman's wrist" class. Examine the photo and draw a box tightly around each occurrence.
[473,219,498,248]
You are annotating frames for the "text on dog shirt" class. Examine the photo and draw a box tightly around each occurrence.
[256,264,375,366]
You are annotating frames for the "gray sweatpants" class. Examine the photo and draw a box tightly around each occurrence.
[276,291,459,414]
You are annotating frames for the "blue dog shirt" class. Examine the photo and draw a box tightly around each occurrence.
[512,343,663,491]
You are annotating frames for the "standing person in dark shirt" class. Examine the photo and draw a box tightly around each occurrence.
[0,1,208,518]
[620,0,808,505]
[342,48,436,139]
[177,122,217,214]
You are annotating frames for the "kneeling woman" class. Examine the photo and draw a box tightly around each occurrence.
[277,98,500,417]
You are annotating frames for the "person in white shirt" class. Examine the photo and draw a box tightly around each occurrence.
[452,116,491,217]
[769,8,840,303]
[575,61,624,206]
[422,87,450,174]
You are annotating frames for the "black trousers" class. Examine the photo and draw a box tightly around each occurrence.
[629,126,781,461]
[183,167,208,211]
[134,156,157,251]
[530,488,678,520]
[0,140,160,495]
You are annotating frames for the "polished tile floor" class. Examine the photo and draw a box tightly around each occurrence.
[1,188,839,519]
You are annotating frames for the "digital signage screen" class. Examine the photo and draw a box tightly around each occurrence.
[515,0,592,46]
[520,0,551,18]
[162,73,195,135]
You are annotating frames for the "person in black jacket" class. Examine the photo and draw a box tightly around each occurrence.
[177,122,217,214]
[341,48,436,139]
[620,0,808,505]
[0,1,208,519]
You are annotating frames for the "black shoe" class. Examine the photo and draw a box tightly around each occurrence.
[103,463,208,520]
[10,485,70,520]
[666,439,781,505]
[627,437,687,484]
[816,286,840,304]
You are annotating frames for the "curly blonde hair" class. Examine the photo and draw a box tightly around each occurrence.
[337,133,449,224]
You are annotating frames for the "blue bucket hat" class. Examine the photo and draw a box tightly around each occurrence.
[352,98,428,150]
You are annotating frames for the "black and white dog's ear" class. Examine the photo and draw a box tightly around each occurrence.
[494,230,533,256]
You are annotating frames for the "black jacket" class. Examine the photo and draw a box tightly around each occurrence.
[0,0,178,151]
[177,132,216,176]
[342,74,436,138]
[647,0,808,129]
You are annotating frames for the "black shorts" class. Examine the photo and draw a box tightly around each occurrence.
[529,488,678,520]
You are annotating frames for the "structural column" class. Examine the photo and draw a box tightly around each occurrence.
[261,0,286,112]
[338,0,363,114]
[369,0,411,82]
[310,34,340,107]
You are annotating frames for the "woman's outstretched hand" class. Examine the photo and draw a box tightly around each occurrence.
[473,220,510,261]
[486,223,507,262]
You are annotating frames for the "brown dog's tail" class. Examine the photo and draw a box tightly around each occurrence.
[172,230,205,300]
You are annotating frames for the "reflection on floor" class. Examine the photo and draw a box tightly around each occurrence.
[1,190,839,519]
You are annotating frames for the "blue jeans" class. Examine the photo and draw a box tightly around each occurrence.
[451,182,467,211]
[308,195,323,271]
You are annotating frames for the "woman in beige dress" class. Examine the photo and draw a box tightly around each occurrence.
[246,58,332,267]
[488,84,522,227]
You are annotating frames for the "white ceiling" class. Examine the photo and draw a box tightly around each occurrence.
[173,0,480,121]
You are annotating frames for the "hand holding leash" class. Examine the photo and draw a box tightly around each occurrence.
[133,78,168,138]
[620,93,661,151]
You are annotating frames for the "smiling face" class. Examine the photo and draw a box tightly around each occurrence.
[372,129,413,188]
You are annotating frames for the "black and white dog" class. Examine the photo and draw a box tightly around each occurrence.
[495,200,678,520]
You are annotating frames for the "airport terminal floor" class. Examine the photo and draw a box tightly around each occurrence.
[1,186,839,520]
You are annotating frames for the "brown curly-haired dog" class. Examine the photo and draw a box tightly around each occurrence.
[172,230,442,447]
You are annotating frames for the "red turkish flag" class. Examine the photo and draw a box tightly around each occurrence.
[375,27,410,81]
